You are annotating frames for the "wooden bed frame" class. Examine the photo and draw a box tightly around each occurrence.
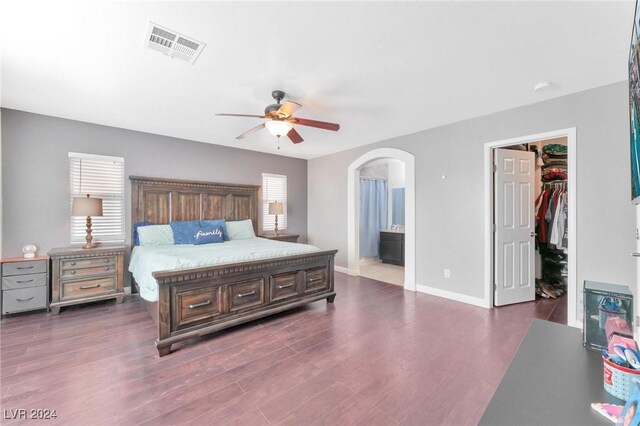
[130,176,337,356]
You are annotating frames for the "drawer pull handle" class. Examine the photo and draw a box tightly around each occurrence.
[277,283,294,289]
[16,296,35,302]
[104,259,109,263]
[80,284,101,290]
[188,300,211,309]
[104,267,110,271]
[70,270,76,275]
[71,262,76,266]
[17,266,34,270]
[308,277,321,282]
[237,291,256,298]
[16,279,34,284]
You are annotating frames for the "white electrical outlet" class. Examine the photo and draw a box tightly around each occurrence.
[444,269,451,279]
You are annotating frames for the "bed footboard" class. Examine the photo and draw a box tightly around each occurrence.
[151,249,337,356]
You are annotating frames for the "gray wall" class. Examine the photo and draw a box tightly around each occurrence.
[308,81,636,316]
[1,109,308,258]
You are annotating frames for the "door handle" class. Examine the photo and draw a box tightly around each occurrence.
[530,232,537,237]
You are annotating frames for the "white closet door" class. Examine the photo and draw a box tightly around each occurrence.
[494,148,536,306]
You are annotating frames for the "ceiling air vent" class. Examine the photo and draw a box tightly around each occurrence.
[144,22,205,65]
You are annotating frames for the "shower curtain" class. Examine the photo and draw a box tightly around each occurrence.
[359,178,388,258]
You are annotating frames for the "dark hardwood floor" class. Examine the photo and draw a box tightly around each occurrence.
[1,273,566,425]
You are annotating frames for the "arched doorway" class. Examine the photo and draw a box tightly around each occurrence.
[347,148,416,291]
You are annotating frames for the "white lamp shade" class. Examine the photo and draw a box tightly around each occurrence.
[265,120,293,137]
[269,202,284,215]
[72,195,103,217]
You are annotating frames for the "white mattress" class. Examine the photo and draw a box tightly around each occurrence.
[129,237,320,302]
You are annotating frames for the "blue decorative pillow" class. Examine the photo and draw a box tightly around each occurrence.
[200,220,230,241]
[133,221,154,246]
[193,224,225,245]
[169,220,201,244]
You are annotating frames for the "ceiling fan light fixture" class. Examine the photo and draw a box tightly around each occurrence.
[265,120,293,138]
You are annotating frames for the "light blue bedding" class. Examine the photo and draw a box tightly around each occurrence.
[129,237,320,301]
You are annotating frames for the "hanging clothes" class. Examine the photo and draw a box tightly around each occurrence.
[536,183,568,252]
[537,189,551,244]
[550,191,566,249]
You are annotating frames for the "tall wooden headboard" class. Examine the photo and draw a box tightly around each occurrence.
[130,176,260,235]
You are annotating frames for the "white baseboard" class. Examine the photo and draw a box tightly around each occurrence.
[416,284,489,308]
[567,319,583,329]
[335,265,357,275]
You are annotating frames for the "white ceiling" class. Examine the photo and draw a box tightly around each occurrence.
[0,1,634,159]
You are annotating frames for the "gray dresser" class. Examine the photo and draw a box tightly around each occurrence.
[1,256,49,315]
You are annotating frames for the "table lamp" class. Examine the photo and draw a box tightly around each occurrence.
[268,201,284,236]
[72,194,103,249]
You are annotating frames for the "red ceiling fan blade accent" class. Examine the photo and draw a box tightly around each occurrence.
[277,100,302,118]
[216,113,266,118]
[236,123,266,139]
[287,128,304,144]
[290,117,340,131]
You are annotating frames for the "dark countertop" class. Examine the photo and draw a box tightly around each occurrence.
[479,319,624,426]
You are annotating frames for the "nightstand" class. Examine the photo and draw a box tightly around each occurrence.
[1,256,49,316]
[259,233,299,243]
[48,245,126,315]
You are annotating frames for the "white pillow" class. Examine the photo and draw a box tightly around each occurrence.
[226,219,256,240]
[138,225,175,246]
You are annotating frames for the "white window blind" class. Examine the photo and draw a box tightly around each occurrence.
[262,173,287,231]
[69,152,125,244]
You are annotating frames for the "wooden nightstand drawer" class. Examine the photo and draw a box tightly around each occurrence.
[2,272,47,290]
[270,272,301,302]
[60,276,117,301]
[228,279,265,312]
[61,256,116,271]
[305,266,329,294]
[3,260,47,276]
[61,263,117,280]
[2,286,47,314]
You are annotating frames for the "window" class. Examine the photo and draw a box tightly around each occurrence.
[69,152,125,244]
[262,173,287,231]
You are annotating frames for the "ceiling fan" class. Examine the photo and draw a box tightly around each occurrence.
[216,90,340,149]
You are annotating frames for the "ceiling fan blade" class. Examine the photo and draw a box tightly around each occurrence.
[277,100,302,118]
[216,113,266,119]
[236,123,266,139]
[287,128,304,144]
[290,117,340,132]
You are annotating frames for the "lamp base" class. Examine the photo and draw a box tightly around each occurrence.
[274,214,279,237]
[82,216,99,249]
